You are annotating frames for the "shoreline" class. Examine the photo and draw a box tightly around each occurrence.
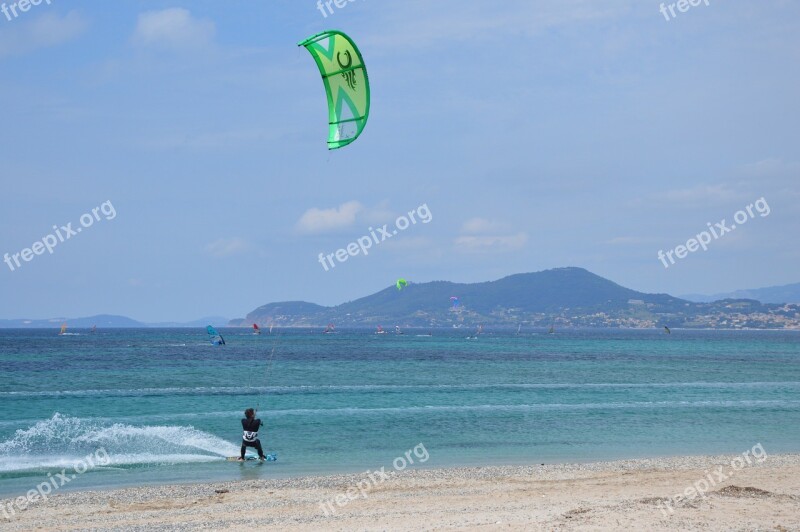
[4,452,799,530]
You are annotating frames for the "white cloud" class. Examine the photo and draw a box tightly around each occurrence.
[455,216,525,253]
[741,158,800,178]
[359,200,397,225]
[295,201,364,234]
[461,217,509,234]
[0,11,88,58]
[132,8,215,50]
[658,183,745,206]
[205,237,251,258]
[454,233,528,253]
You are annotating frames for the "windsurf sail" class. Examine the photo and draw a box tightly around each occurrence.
[664,326,671,334]
[253,324,261,335]
[206,325,226,346]
[59,323,67,335]
[323,323,336,334]
[298,30,370,150]
[91,325,97,333]
[376,325,386,334]
[395,325,404,335]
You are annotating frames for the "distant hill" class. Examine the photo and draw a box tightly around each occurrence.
[681,282,800,304]
[147,316,231,328]
[0,314,230,329]
[241,267,800,329]
[0,314,144,329]
[230,301,329,327]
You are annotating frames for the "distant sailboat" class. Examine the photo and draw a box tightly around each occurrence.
[269,324,274,335]
[375,325,387,335]
[664,326,671,334]
[516,324,521,335]
[206,325,226,346]
[91,325,97,334]
[548,323,555,334]
[59,323,67,336]
[323,323,336,334]
[395,325,404,335]
[253,324,261,335]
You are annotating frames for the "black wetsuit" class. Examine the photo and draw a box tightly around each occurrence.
[240,417,265,459]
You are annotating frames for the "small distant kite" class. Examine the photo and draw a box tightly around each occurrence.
[450,296,460,308]
[298,30,371,150]
[396,278,408,291]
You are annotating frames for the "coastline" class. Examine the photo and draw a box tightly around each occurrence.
[4,453,799,531]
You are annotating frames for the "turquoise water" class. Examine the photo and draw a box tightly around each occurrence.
[1,328,799,497]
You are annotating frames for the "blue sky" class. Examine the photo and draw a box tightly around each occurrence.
[0,0,798,322]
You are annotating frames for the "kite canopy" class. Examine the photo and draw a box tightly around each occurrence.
[396,278,408,291]
[298,30,370,150]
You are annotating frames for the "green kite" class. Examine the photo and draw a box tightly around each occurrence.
[298,30,370,150]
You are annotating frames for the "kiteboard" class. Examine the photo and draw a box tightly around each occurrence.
[225,453,277,462]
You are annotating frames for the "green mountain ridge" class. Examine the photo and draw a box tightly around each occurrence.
[236,268,800,329]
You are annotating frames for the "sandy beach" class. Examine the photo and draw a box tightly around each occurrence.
[3,453,799,531]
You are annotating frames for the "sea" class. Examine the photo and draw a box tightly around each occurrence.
[1,327,799,498]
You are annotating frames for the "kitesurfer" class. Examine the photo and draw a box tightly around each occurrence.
[239,408,266,461]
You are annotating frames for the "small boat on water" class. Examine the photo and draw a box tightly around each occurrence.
[375,325,388,335]
[58,323,79,336]
[323,323,336,334]
[253,323,261,335]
